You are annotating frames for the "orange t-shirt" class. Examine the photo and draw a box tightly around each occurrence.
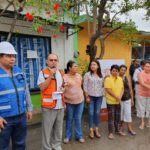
[138,71,150,97]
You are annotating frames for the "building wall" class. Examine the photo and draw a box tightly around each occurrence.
[0,16,74,69]
[51,34,74,69]
[0,14,74,113]
[78,23,132,74]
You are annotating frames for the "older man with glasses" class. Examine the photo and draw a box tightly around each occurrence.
[37,53,65,150]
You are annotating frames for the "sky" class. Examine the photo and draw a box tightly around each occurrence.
[120,9,150,32]
[114,0,150,32]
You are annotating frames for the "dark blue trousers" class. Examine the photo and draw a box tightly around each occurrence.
[0,113,27,150]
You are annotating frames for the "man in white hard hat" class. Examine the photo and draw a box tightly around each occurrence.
[0,41,33,150]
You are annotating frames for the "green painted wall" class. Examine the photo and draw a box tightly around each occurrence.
[73,33,78,62]
[31,94,41,109]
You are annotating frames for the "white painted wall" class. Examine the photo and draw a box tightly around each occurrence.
[51,34,74,69]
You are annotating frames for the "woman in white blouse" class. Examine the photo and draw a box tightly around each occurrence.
[83,60,103,139]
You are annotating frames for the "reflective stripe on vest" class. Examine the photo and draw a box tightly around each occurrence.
[43,99,53,102]
[40,68,64,109]
[0,87,24,96]
[0,73,24,78]
[0,105,11,111]
[0,66,26,117]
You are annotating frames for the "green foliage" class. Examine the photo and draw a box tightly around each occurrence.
[78,58,89,76]
[23,0,149,36]
[1,0,149,46]
[144,0,150,19]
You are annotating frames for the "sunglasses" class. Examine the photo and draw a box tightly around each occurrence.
[49,59,58,62]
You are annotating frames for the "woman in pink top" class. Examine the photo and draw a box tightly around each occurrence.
[137,61,150,129]
[63,60,85,144]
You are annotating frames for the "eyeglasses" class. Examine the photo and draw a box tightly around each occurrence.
[4,54,16,58]
[49,59,58,62]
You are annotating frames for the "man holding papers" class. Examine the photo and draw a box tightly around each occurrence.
[37,53,64,150]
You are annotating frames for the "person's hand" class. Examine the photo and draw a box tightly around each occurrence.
[0,117,7,129]
[26,112,32,121]
[131,99,134,107]
[63,81,68,87]
[59,87,65,93]
[116,96,121,102]
[86,96,90,103]
[64,104,66,112]
[49,67,57,76]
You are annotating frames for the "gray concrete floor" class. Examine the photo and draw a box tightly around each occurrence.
[26,114,150,150]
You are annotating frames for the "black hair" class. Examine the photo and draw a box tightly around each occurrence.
[64,68,68,74]
[140,60,146,66]
[110,64,119,71]
[119,64,127,70]
[66,60,76,72]
[88,59,102,78]
[0,54,4,57]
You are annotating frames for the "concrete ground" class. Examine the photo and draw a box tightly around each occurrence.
[26,114,150,150]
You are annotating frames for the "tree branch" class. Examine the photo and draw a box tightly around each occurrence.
[99,36,105,59]
[0,4,11,16]
[7,12,18,41]
[104,26,121,40]
[110,10,123,26]
[6,0,26,41]
[90,0,108,45]
[92,0,97,34]
[0,0,13,16]
[97,0,108,31]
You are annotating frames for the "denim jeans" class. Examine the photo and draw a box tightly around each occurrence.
[65,101,84,140]
[0,113,27,150]
[88,96,103,128]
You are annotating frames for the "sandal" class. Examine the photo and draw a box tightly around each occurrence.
[79,138,85,143]
[63,138,69,144]
[116,131,126,136]
[139,123,145,130]
[94,128,101,138]
[128,130,136,136]
[89,129,94,139]
[108,133,114,140]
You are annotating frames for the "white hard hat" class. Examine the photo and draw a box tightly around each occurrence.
[0,41,17,54]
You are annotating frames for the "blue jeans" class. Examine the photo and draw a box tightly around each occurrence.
[65,102,84,140]
[88,96,103,128]
[0,113,27,150]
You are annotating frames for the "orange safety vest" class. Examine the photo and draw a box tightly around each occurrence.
[40,68,64,109]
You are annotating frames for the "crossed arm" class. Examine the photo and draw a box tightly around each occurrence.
[105,87,124,102]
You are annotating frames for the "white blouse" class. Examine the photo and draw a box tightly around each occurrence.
[83,72,104,97]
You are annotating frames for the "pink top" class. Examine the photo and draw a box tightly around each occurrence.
[138,71,150,97]
[64,73,84,104]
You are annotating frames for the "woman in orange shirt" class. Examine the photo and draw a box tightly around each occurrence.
[137,60,150,129]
